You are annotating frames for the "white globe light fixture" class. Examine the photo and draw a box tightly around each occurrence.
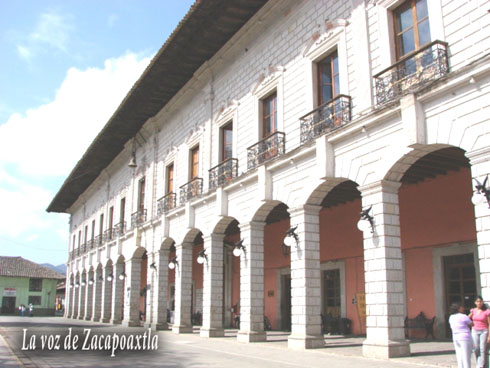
[119,272,126,281]
[232,239,245,257]
[107,274,113,282]
[472,192,485,205]
[197,250,207,265]
[357,218,371,232]
[283,235,296,248]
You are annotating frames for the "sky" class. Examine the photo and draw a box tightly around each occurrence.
[0,0,195,266]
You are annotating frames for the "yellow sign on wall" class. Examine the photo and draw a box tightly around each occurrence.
[356,292,366,318]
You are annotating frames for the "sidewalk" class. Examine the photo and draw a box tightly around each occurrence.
[0,317,460,367]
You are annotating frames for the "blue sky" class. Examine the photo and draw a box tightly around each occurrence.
[0,1,194,266]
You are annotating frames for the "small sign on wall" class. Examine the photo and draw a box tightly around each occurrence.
[3,288,16,297]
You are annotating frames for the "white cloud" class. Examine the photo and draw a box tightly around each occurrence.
[30,12,73,52]
[26,234,40,242]
[0,52,152,177]
[16,44,33,61]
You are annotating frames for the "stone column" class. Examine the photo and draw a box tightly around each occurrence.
[91,268,103,322]
[84,272,93,320]
[145,250,169,330]
[360,180,410,359]
[172,242,193,333]
[468,149,490,302]
[200,233,225,337]
[110,262,124,324]
[237,221,266,343]
[100,265,113,323]
[72,275,79,318]
[65,274,72,318]
[77,274,85,319]
[287,205,324,349]
[122,258,142,327]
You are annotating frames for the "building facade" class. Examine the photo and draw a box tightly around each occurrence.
[48,0,490,359]
[0,257,65,316]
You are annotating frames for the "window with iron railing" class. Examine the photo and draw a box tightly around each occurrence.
[247,131,285,170]
[113,221,126,237]
[300,95,351,144]
[180,177,203,204]
[131,209,147,230]
[157,192,177,216]
[209,158,238,190]
[374,40,448,105]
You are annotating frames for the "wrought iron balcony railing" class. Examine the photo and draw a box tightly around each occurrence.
[300,95,351,144]
[209,158,238,190]
[113,221,126,237]
[131,209,147,230]
[374,40,449,105]
[180,178,203,204]
[103,228,113,243]
[157,192,176,216]
[87,239,94,250]
[247,131,285,170]
[80,243,86,254]
[94,235,102,248]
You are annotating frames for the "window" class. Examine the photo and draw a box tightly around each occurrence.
[108,207,114,231]
[28,296,42,305]
[78,230,81,247]
[29,278,42,292]
[166,163,174,194]
[317,51,339,106]
[120,197,126,223]
[72,235,76,251]
[91,220,95,241]
[138,177,145,212]
[84,226,88,244]
[99,214,104,236]
[394,0,431,60]
[221,122,233,161]
[190,146,199,179]
[262,93,277,138]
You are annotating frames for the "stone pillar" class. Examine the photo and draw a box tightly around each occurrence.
[237,221,266,343]
[288,205,324,349]
[360,180,410,359]
[200,233,225,337]
[72,275,79,318]
[122,258,142,327]
[110,262,124,324]
[91,268,103,322]
[65,274,72,318]
[100,265,113,323]
[468,149,490,302]
[77,274,86,319]
[84,272,93,320]
[146,250,169,330]
[172,242,193,333]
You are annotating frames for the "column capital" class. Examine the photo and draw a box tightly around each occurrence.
[202,233,226,243]
[288,204,322,218]
[239,221,266,233]
[466,147,490,165]
[358,180,401,196]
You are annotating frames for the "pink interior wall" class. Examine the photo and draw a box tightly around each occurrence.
[192,242,204,291]
[139,256,147,317]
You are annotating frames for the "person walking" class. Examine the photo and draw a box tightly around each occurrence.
[469,296,490,368]
[28,303,33,317]
[449,302,473,368]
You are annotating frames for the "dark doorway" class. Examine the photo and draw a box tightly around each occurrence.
[281,274,291,331]
[323,269,341,318]
[1,296,16,314]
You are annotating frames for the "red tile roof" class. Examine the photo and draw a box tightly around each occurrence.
[0,257,65,279]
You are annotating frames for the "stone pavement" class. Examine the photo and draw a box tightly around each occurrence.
[0,316,462,367]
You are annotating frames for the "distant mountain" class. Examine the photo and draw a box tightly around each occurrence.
[41,263,66,275]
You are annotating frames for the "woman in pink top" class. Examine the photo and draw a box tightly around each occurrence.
[469,296,490,368]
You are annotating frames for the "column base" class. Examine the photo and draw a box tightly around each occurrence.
[237,330,267,343]
[362,339,410,359]
[85,316,92,321]
[121,319,141,327]
[78,315,85,320]
[200,328,225,338]
[287,334,325,349]
[91,315,101,322]
[172,325,193,334]
[100,317,111,323]
[110,319,122,325]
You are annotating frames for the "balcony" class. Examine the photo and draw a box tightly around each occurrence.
[131,209,147,230]
[80,243,86,254]
[180,178,203,204]
[374,40,449,105]
[113,221,126,237]
[103,228,113,243]
[157,192,177,216]
[247,131,285,170]
[209,158,238,190]
[87,239,94,250]
[300,95,352,144]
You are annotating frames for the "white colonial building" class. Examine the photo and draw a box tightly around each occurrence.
[49,0,490,359]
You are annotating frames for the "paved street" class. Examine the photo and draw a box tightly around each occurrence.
[0,316,460,367]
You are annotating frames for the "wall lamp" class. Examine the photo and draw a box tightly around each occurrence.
[150,262,157,271]
[81,280,86,287]
[283,226,299,248]
[106,274,114,282]
[472,176,490,208]
[119,272,126,280]
[357,206,374,233]
[168,257,178,270]
[88,278,94,286]
[75,282,80,288]
[98,276,104,282]
[128,139,137,168]
[197,250,208,265]
[232,239,246,257]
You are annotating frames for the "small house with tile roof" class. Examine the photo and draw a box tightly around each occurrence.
[0,256,65,316]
